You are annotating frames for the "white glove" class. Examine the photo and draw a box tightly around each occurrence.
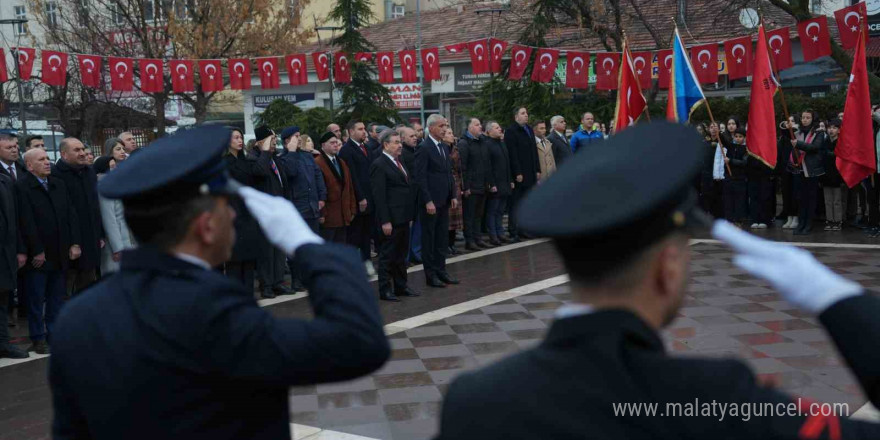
[711,220,862,314]
[238,186,324,256]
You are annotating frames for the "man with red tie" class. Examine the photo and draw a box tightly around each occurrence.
[370,130,419,302]
[251,126,290,299]
[339,121,377,276]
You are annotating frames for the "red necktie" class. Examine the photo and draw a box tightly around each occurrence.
[395,158,407,181]
[360,143,368,157]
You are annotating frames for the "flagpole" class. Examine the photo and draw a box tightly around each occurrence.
[758,11,798,165]
[672,21,731,176]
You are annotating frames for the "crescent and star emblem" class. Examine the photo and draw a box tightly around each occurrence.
[403,54,413,69]
[805,22,821,42]
[474,44,484,61]
[768,35,784,55]
[732,44,745,63]
[539,53,552,70]
[602,57,614,75]
[697,49,711,69]
[633,56,645,75]
[262,61,274,73]
[233,62,245,78]
[844,11,861,32]
[114,61,128,79]
[514,50,526,67]
[83,58,95,73]
[572,56,584,75]
[48,54,62,72]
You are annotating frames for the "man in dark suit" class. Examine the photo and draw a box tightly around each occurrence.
[504,107,541,241]
[50,126,389,440]
[415,114,460,288]
[370,130,419,302]
[0,132,27,182]
[458,118,492,250]
[397,126,422,265]
[52,137,103,296]
[17,149,81,355]
[547,115,572,165]
[365,123,382,156]
[439,122,880,439]
[339,120,376,275]
[251,126,290,299]
[0,171,27,359]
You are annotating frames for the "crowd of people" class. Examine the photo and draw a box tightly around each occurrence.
[2,103,880,360]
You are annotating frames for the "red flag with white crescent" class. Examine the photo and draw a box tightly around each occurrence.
[488,38,508,73]
[399,50,417,82]
[689,43,718,84]
[508,45,532,81]
[109,57,133,91]
[199,60,223,92]
[169,60,195,93]
[256,57,280,89]
[657,49,673,89]
[285,54,307,86]
[14,48,36,79]
[41,50,68,86]
[444,42,467,54]
[421,47,440,82]
[836,24,875,187]
[595,52,620,90]
[531,49,558,83]
[312,52,330,81]
[77,54,102,88]
[376,52,395,83]
[565,51,589,89]
[723,36,753,80]
[228,58,251,90]
[139,59,164,93]
[334,52,351,84]
[797,17,832,61]
[766,28,793,71]
[613,43,647,133]
[834,2,867,50]
[630,51,652,90]
[355,52,372,63]
[467,40,490,74]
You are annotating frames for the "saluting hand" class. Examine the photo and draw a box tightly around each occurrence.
[239,187,324,256]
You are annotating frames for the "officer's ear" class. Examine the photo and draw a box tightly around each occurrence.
[653,235,691,301]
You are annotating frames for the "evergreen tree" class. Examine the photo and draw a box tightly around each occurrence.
[328,0,399,125]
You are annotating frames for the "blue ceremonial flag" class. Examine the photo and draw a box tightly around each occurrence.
[665,27,706,123]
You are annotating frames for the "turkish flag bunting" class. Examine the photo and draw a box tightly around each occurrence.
[41,50,68,86]
[488,38,508,73]
[837,25,875,187]
[467,40,490,74]
[613,46,647,133]
[355,52,372,63]
[14,48,35,79]
[169,60,195,93]
[398,50,418,82]
[444,42,467,54]
[0,49,7,83]
[797,17,832,62]
[77,55,102,88]
[334,52,351,84]
[766,28,793,71]
[531,49,558,83]
[595,52,620,90]
[723,36,753,80]
[834,2,866,50]
[508,45,532,81]
[745,25,779,169]
[285,54,308,86]
[109,57,133,91]
[565,51,590,89]
[139,59,164,93]
[421,47,440,82]
[657,49,673,89]
[199,60,224,92]
[228,59,251,90]
[376,52,395,83]
[630,51,653,90]
[312,52,330,81]
[256,57,280,89]
[690,43,718,84]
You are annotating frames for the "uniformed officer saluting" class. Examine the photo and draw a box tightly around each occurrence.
[438,122,880,439]
[49,126,390,440]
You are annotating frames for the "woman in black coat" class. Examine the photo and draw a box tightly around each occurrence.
[484,122,514,245]
[790,110,826,235]
[223,128,267,291]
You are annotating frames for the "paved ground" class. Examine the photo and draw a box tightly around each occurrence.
[2,224,879,440]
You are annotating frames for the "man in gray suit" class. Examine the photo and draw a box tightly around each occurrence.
[546,115,572,166]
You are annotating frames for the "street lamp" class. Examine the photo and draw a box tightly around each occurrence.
[315,25,343,114]
[0,18,29,135]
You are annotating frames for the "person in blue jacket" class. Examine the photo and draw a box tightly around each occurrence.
[569,112,604,153]
[49,126,389,440]
[278,126,327,291]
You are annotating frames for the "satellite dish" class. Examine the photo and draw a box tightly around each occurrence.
[739,8,759,29]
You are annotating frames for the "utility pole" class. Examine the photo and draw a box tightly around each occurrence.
[315,24,343,114]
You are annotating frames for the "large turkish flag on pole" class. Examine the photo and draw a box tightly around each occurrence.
[836,24,875,188]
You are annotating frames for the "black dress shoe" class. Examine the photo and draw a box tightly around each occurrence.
[426,275,447,288]
[410,255,423,265]
[489,237,502,246]
[291,280,306,292]
[475,240,491,248]
[438,272,460,285]
[28,340,49,355]
[0,345,29,359]
[465,242,479,251]
[261,288,276,299]
[379,291,401,302]
[273,285,292,295]
[448,246,460,255]
[397,287,421,297]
